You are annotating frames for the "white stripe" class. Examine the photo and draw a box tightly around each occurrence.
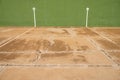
[0,28,34,48]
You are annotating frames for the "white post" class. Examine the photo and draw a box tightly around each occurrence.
[32,7,36,27]
[86,7,89,28]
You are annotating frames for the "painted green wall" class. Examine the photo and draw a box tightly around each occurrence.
[0,0,120,27]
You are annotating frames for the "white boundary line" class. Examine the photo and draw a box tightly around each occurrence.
[0,50,120,54]
[0,28,31,45]
[90,28,120,47]
[0,28,34,48]
[85,28,119,65]
[96,29,120,47]
[0,29,15,45]
[0,50,101,54]
[85,35,117,64]
[85,36,100,50]
[0,37,13,45]
[0,64,119,68]
[0,28,119,68]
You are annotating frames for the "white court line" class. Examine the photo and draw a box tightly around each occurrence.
[85,35,117,65]
[0,50,120,54]
[85,36,100,50]
[85,28,119,65]
[0,64,118,68]
[0,50,100,54]
[0,28,34,48]
[90,28,120,47]
[0,37,16,46]
[0,29,28,45]
[94,30,120,46]
[0,37,13,45]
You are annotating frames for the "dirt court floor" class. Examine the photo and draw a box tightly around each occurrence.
[0,27,120,80]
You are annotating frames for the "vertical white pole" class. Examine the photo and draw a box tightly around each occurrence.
[32,7,36,27]
[86,7,89,28]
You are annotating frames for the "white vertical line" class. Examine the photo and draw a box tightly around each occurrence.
[86,7,89,28]
[32,7,36,27]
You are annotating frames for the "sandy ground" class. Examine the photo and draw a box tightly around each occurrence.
[0,27,120,80]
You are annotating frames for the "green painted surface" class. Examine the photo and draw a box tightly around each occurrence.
[0,0,120,27]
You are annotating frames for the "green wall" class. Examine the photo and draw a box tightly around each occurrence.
[0,0,120,27]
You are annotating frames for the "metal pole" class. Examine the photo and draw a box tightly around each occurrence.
[32,7,36,27]
[86,7,89,28]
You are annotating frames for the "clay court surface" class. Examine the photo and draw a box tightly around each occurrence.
[0,27,120,80]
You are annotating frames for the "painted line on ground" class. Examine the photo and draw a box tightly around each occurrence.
[0,50,102,54]
[0,37,13,45]
[0,50,120,54]
[0,28,34,48]
[85,35,117,65]
[86,28,119,66]
[0,64,119,68]
[0,29,16,45]
[85,36,100,50]
[90,28,120,47]
[0,37,12,45]
[0,28,29,45]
